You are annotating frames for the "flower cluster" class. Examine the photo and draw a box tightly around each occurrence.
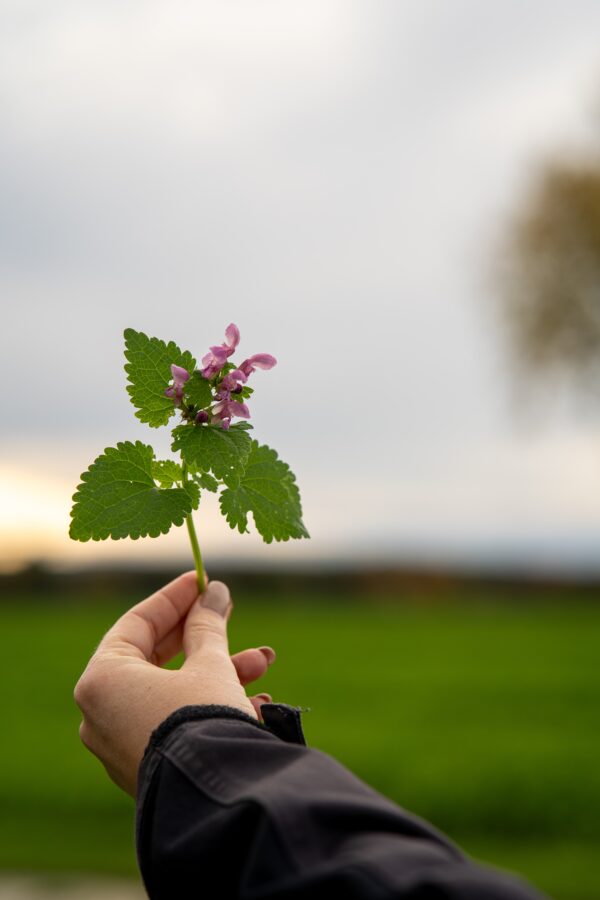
[164,365,189,405]
[165,323,276,430]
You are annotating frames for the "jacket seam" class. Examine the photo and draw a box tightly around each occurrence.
[143,704,270,758]
[147,748,301,881]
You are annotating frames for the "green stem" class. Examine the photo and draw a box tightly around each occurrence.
[186,512,205,593]
[182,465,205,592]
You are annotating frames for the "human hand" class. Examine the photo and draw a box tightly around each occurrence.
[74,572,275,797]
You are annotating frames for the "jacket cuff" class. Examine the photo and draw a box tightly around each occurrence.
[145,702,307,758]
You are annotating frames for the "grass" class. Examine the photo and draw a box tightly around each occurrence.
[1,589,599,898]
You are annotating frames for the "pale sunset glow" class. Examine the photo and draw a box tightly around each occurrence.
[2,429,600,573]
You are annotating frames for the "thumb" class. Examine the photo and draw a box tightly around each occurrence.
[182,580,233,662]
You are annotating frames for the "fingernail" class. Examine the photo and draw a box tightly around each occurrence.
[255,693,272,703]
[258,646,276,666]
[199,581,231,618]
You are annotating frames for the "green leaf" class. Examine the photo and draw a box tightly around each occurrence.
[192,471,219,493]
[124,328,196,428]
[184,371,213,409]
[182,478,200,509]
[152,459,183,487]
[69,441,196,541]
[219,441,309,543]
[172,424,252,488]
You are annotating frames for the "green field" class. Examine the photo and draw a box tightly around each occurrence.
[1,591,599,899]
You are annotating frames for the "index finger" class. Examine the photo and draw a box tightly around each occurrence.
[97,570,201,661]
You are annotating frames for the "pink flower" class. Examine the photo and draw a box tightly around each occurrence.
[195,325,275,428]
[164,364,190,406]
[200,322,241,379]
[211,398,250,430]
[200,345,228,380]
[195,410,209,424]
[215,368,247,400]
[223,323,240,353]
[238,353,277,378]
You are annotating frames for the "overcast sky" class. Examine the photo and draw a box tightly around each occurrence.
[3,0,600,574]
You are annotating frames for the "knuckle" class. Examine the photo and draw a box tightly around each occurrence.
[73,674,91,709]
[73,665,104,710]
[78,720,93,751]
[188,615,225,643]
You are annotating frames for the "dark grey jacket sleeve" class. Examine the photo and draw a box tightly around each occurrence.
[136,704,546,900]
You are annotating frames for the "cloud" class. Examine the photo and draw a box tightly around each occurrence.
[3,1,600,570]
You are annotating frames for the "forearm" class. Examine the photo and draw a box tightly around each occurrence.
[136,705,546,900]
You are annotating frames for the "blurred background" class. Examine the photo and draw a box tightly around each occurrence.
[2,2,600,898]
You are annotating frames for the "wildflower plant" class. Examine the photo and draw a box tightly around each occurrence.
[69,325,309,590]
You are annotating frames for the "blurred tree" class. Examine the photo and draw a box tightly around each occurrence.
[498,158,600,396]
